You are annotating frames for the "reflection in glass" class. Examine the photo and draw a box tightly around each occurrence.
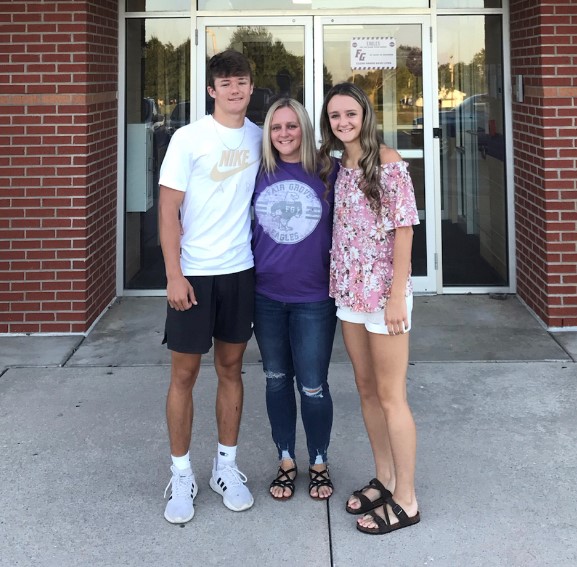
[322,24,427,279]
[126,0,190,11]
[438,15,507,286]
[437,0,501,7]
[125,19,190,289]
[322,25,423,152]
[200,0,428,9]
[206,26,306,125]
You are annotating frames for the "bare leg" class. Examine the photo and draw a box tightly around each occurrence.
[214,339,247,446]
[166,351,202,456]
[358,332,418,529]
[342,322,396,510]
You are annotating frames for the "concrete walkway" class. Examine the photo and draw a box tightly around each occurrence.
[1,295,576,566]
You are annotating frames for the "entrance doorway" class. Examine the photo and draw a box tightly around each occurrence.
[121,8,510,295]
[198,15,437,293]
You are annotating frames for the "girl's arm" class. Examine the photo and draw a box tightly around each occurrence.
[386,225,414,334]
[379,145,415,334]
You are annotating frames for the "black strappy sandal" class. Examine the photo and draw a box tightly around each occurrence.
[269,464,297,501]
[356,494,420,535]
[308,466,334,500]
[345,477,392,515]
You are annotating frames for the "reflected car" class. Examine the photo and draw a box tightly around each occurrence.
[167,101,191,135]
[142,97,170,166]
[440,93,488,138]
[411,94,488,153]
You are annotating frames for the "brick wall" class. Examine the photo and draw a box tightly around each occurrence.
[0,1,118,333]
[510,0,577,328]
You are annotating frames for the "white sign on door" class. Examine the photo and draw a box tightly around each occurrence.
[351,37,397,70]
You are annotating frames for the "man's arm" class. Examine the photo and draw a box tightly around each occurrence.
[158,185,197,310]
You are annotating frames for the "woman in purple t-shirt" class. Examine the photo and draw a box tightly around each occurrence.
[252,98,337,501]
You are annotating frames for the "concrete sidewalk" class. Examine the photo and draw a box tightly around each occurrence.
[1,295,576,566]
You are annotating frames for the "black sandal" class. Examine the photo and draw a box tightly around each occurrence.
[356,494,420,535]
[269,464,297,501]
[345,478,392,515]
[308,467,333,500]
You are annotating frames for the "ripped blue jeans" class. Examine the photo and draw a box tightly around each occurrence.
[254,293,337,466]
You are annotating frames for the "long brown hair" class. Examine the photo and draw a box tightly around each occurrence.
[319,82,383,213]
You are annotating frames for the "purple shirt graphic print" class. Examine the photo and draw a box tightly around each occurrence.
[254,179,321,244]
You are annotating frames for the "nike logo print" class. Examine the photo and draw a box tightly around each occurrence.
[210,160,259,182]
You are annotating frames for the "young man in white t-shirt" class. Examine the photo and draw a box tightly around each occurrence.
[158,49,262,524]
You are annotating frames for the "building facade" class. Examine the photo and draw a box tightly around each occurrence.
[1,0,576,334]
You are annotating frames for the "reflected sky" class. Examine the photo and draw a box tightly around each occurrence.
[140,14,487,70]
[143,18,191,46]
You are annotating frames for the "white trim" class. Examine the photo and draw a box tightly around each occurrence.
[116,0,126,297]
[548,326,577,333]
[502,0,516,293]
[0,333,85,337]
[430,13,444,294]
[122,289,167,297]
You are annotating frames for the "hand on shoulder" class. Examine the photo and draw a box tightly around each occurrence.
[379,145,402,164]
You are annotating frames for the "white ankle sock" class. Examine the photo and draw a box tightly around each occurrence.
[171,452,191,471]
[217,443,237,467]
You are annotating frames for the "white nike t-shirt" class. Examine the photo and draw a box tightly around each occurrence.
[159,114,262,275]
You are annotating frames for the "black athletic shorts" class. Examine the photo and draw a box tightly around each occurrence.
[163,268,254,355]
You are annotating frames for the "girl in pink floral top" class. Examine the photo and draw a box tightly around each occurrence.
[319,82,420,535]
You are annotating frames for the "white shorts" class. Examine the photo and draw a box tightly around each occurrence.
[336,295,413,335]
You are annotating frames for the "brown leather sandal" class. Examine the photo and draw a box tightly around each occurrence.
[356,494,420,535]
[345,478,392,515]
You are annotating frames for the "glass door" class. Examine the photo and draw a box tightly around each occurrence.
[197,18,314,124]
[315,16,437,293]
[197,16,437,294]
[437,15,508,289]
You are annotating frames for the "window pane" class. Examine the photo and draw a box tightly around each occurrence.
[126,0,190,12]
[322,23,428,279]
[323,24,423,152]
[125,18,191,289]
[206,26,306,124]
[200,0,428,9]
[438,15,507,286]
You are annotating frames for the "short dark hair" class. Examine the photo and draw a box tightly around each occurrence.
[207,49,253,88]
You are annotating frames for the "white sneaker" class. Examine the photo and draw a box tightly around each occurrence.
[209,459,254,512]
[164,466,198,524]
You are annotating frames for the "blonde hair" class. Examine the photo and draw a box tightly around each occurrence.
[261,98,317,176]
[319,82,383,213]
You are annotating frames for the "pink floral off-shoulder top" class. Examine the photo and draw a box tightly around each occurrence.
[329,160,420,313]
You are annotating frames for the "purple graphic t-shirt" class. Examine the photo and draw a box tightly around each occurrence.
[252,160,336,302]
